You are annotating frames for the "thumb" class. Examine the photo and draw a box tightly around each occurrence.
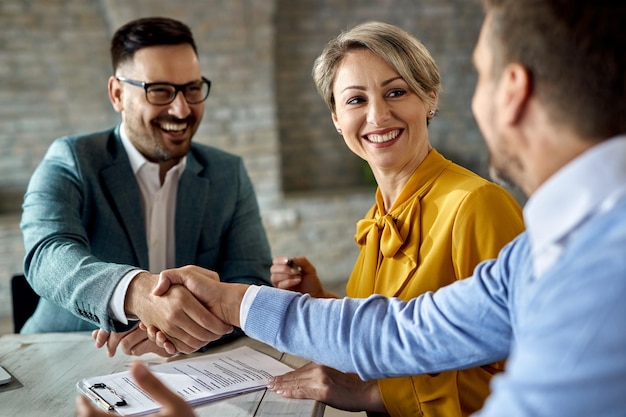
[152,273,176,296]
[130,362,193,416]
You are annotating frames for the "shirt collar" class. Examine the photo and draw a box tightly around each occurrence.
[524,135,626,274]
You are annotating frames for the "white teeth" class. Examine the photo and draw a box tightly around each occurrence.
[160,122,187,132]
[366,130,400,143]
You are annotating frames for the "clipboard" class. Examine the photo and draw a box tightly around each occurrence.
[77,381,128,412]
[76,346,294,416]
[0,365,12,385]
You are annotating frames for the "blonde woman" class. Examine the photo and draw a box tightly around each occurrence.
[270,21,524,417]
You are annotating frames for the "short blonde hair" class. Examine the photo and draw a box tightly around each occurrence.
[312,21,441,113]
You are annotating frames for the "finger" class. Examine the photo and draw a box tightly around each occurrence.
[144,325,174,353]
[269,362,318,387]
[152,274,173,296]
[163,340,178,356]
[103,326,139,357]
[271,256,291,266]
[270,257,302,274]
[140,289,212,351]
[159,287,233,343]
[156,323,218,355]
[269,375,313,399]
[271,367,310,384]
[145,324,158,341]
[292,256,313,272]
[161,335,203,355]
[147,328,180,356]
[118,327,151,356]
[145,325,179,355]
[268,366,325,400]
[130,362,194,417]
[127,338,172,357]
[274,277,303,289]
[158,266,220,296]
[105,332,125,357]
[285,258,303,273]
[185,301,234,337]
[93,330,111,349]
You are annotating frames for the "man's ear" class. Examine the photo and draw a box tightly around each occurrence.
[499,63,532,125]
[108,76,124,113]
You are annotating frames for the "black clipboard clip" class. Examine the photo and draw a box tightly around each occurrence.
[85,382,127,411]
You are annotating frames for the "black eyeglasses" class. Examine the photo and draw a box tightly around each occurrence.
[116,76,211,105]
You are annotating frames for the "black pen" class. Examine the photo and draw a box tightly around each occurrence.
[286,258,302,272]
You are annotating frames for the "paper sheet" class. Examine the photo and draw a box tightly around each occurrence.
[77,346,293,416]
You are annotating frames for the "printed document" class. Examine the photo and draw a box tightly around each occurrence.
[77,346,293,416]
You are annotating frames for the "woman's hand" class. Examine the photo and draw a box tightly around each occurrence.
[270,256,333,298]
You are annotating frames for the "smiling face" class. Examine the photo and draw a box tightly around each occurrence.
[109,43,204,170]
[331,49,436,179]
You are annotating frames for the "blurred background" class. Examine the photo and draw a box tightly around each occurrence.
[0,0,524,338]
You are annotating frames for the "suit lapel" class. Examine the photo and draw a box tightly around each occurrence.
[175,152,209,266]
[100,130,149,269]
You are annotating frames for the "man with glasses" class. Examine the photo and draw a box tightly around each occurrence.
[20,17,271,356]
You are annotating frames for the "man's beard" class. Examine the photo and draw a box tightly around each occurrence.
[487,143,522,191]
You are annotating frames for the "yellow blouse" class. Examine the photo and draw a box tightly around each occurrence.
[346,149,524,417]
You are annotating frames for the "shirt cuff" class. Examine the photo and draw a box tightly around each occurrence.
[240,285,261,331]
[109,269,146,324]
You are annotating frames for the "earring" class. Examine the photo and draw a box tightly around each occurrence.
[429,110,436,116]
[337,128,342,134]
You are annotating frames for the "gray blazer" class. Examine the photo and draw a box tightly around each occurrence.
[20,126,271,333]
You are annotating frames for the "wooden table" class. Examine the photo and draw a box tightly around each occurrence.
[0,332,325,417]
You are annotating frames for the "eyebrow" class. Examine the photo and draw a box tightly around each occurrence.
[340,76,404,94]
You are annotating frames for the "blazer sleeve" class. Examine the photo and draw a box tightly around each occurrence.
[21,136,136,332]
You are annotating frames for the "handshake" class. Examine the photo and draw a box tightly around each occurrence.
[94,265,251,357]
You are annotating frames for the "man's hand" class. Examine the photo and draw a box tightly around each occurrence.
[270,256,334,298]
[125,271,235,354]
[75,362,196,417]
[92,326,171,357]
[147,266,250,355]
[267,362,386,413]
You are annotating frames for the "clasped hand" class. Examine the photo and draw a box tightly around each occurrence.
[94,266,245,356]
[145,257,332,354]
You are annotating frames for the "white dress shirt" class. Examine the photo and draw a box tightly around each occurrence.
[109,124,186,323]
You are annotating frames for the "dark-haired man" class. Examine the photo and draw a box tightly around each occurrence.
[20,17,271,355]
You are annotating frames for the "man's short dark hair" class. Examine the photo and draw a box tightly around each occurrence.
[110,16,197,72]
[482,0,626,140]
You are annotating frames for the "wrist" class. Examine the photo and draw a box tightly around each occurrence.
[124,272,157,318]
[222,283,249,328]
[364,380,387,413]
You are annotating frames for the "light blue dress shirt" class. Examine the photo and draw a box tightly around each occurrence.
[242,136,626,416]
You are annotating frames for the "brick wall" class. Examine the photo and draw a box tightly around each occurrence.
[0,0,522,331]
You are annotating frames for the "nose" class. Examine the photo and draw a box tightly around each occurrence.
[168,91,192,118]
[366,97,391,126]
